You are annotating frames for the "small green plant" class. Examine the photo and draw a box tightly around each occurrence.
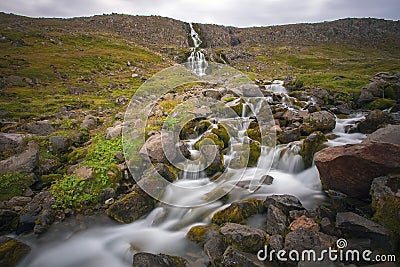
[223,96,236,102]
[163,117,180,131]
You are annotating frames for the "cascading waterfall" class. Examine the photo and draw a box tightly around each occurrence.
[187,23,208,76]
[18,77,367,266]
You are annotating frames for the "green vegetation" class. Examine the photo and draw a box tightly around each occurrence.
[0,172,34,201]
[367,98,396,110]
[50,135,122,209]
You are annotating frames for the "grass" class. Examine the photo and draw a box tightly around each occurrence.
[0,172,34,201]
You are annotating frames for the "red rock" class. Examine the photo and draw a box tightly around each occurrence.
[314,142,400,198]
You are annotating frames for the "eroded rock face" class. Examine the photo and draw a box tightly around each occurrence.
[315,142,400,198]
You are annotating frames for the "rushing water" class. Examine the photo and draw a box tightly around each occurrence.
[187,23,208,76]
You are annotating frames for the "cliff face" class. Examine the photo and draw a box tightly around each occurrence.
[1,12,399,50]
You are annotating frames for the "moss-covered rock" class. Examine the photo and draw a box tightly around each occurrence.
[212,198,264,225]
[247,140,261,167]
[299,131,327,168]
[106,185,155,224]
[0,172,34,202]
[0,237,31,267]
[40,173,63,185]
[187,224,218,244]
[220,223,268,253]
[196,120,212,135]
[211,123,230,148]
[225,98,243,116]
[367,98,396,110]
[371,174,400,237]
[246,126,261,143]
[0,210,19,235]
[194,133,224,151]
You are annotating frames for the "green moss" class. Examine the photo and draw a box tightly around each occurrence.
[67,147,88,164]
[367,98,396,110]
[212,198,264,225]
[246,126,261,142]
[0,238,31,267]
[40,174,63,184]
[186,225,210,243]
[223,96,236,102]
[299,131,327,168]
[194,133,224,150]
[0,172,34,201]
[211,124,230,148]
[247,141,261,167]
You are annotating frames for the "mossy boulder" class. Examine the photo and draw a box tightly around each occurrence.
[196,120,212,135]
[187,224,218,244]
[306,111,336,133]
[225,98,243,116]
[220,223,268,253]
[371,174,400,237]
[198,144,225,177]
[247,140,261,167]
[211,123,230,148]
[0,210,19,235]
[367,98,396,110]
[212,198,264,225]
[106,185,156,224]
[40,174,63,185]
[299,131,327,168]
[194,133,224,151]
[246,126,261,143]
[0,237,31,267]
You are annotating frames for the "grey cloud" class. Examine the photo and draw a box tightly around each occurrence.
[0,0,399,27]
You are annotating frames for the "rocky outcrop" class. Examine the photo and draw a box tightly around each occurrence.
[314,142,400,198]
[20,120,55,136]
[355,110,393,134]
[363,124,400,145]
[0,133,29,159]
[358,72,400,104]
[0,141,38,175]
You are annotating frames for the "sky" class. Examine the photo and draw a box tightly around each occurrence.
[0,0,399,27]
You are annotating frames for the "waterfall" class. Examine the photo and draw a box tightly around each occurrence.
[187,23,208,76]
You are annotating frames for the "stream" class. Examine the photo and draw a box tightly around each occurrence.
[16,26,367,267]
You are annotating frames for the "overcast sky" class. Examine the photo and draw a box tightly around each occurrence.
[0,0,399,27]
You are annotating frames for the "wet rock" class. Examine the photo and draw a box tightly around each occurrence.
[225,98,243,116]
[0,141,38,175]
[0,236,31,267]
[363,124,400,145]
[140,132,190,164]
[80,115,98,130]
[246,138,261,167]
[212,198,264,225]
[336,212,392,249]
[312,87,330,105]
[264,194,304,214]
[98,188,116,203]
[289,215,319,232]
[306,111,336,133]
[0,210,19,234]
[320,217,336,236]
[278,127,301,144]
[204,234,226,267]
[266,204,288,235]
[199,144,224,177]
[49,135,71,153]
[221,246,264,267]
[220,223,267,253]
[106,185,155,223]
[356,110,393,134]
[187,225,218,245]
[20,120,55,136]
[132,252,188,267]
[370,174,400,236]
[299,131,327,168]
[211,123,230,149]
[315,142,400,198]
[17,191,55,234]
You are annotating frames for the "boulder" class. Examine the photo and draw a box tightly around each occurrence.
[289,215,319,232]
[265,204,288,235]
[336,212,392,249]
[49,135,71,153]
[370,174,400,236]
[315,142,400,198]
[0,141,38,175]
[278,127,301,144]
[80,115,97,130]
[363,124,400,145]
[140,132,190,164]
[211,198,264,225]
[72,166,94,180]
[106,185,155,224]
[269,234,284,251]
[204,233,226,266]
[356,110,392,134]
[132,252,188,267]
[17,191,55,234]
[306,111,336,133]
[106,122,123,139]
[284,228,336,252]
[220,223,267,253]
[115,95,128,105]
[264,194,304,214]
[0,133,28,159]
[20,120,55,135]
[221,246,264,267]
[0,236,31,267]
[199,144,224,177]
[202,89,222,100]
